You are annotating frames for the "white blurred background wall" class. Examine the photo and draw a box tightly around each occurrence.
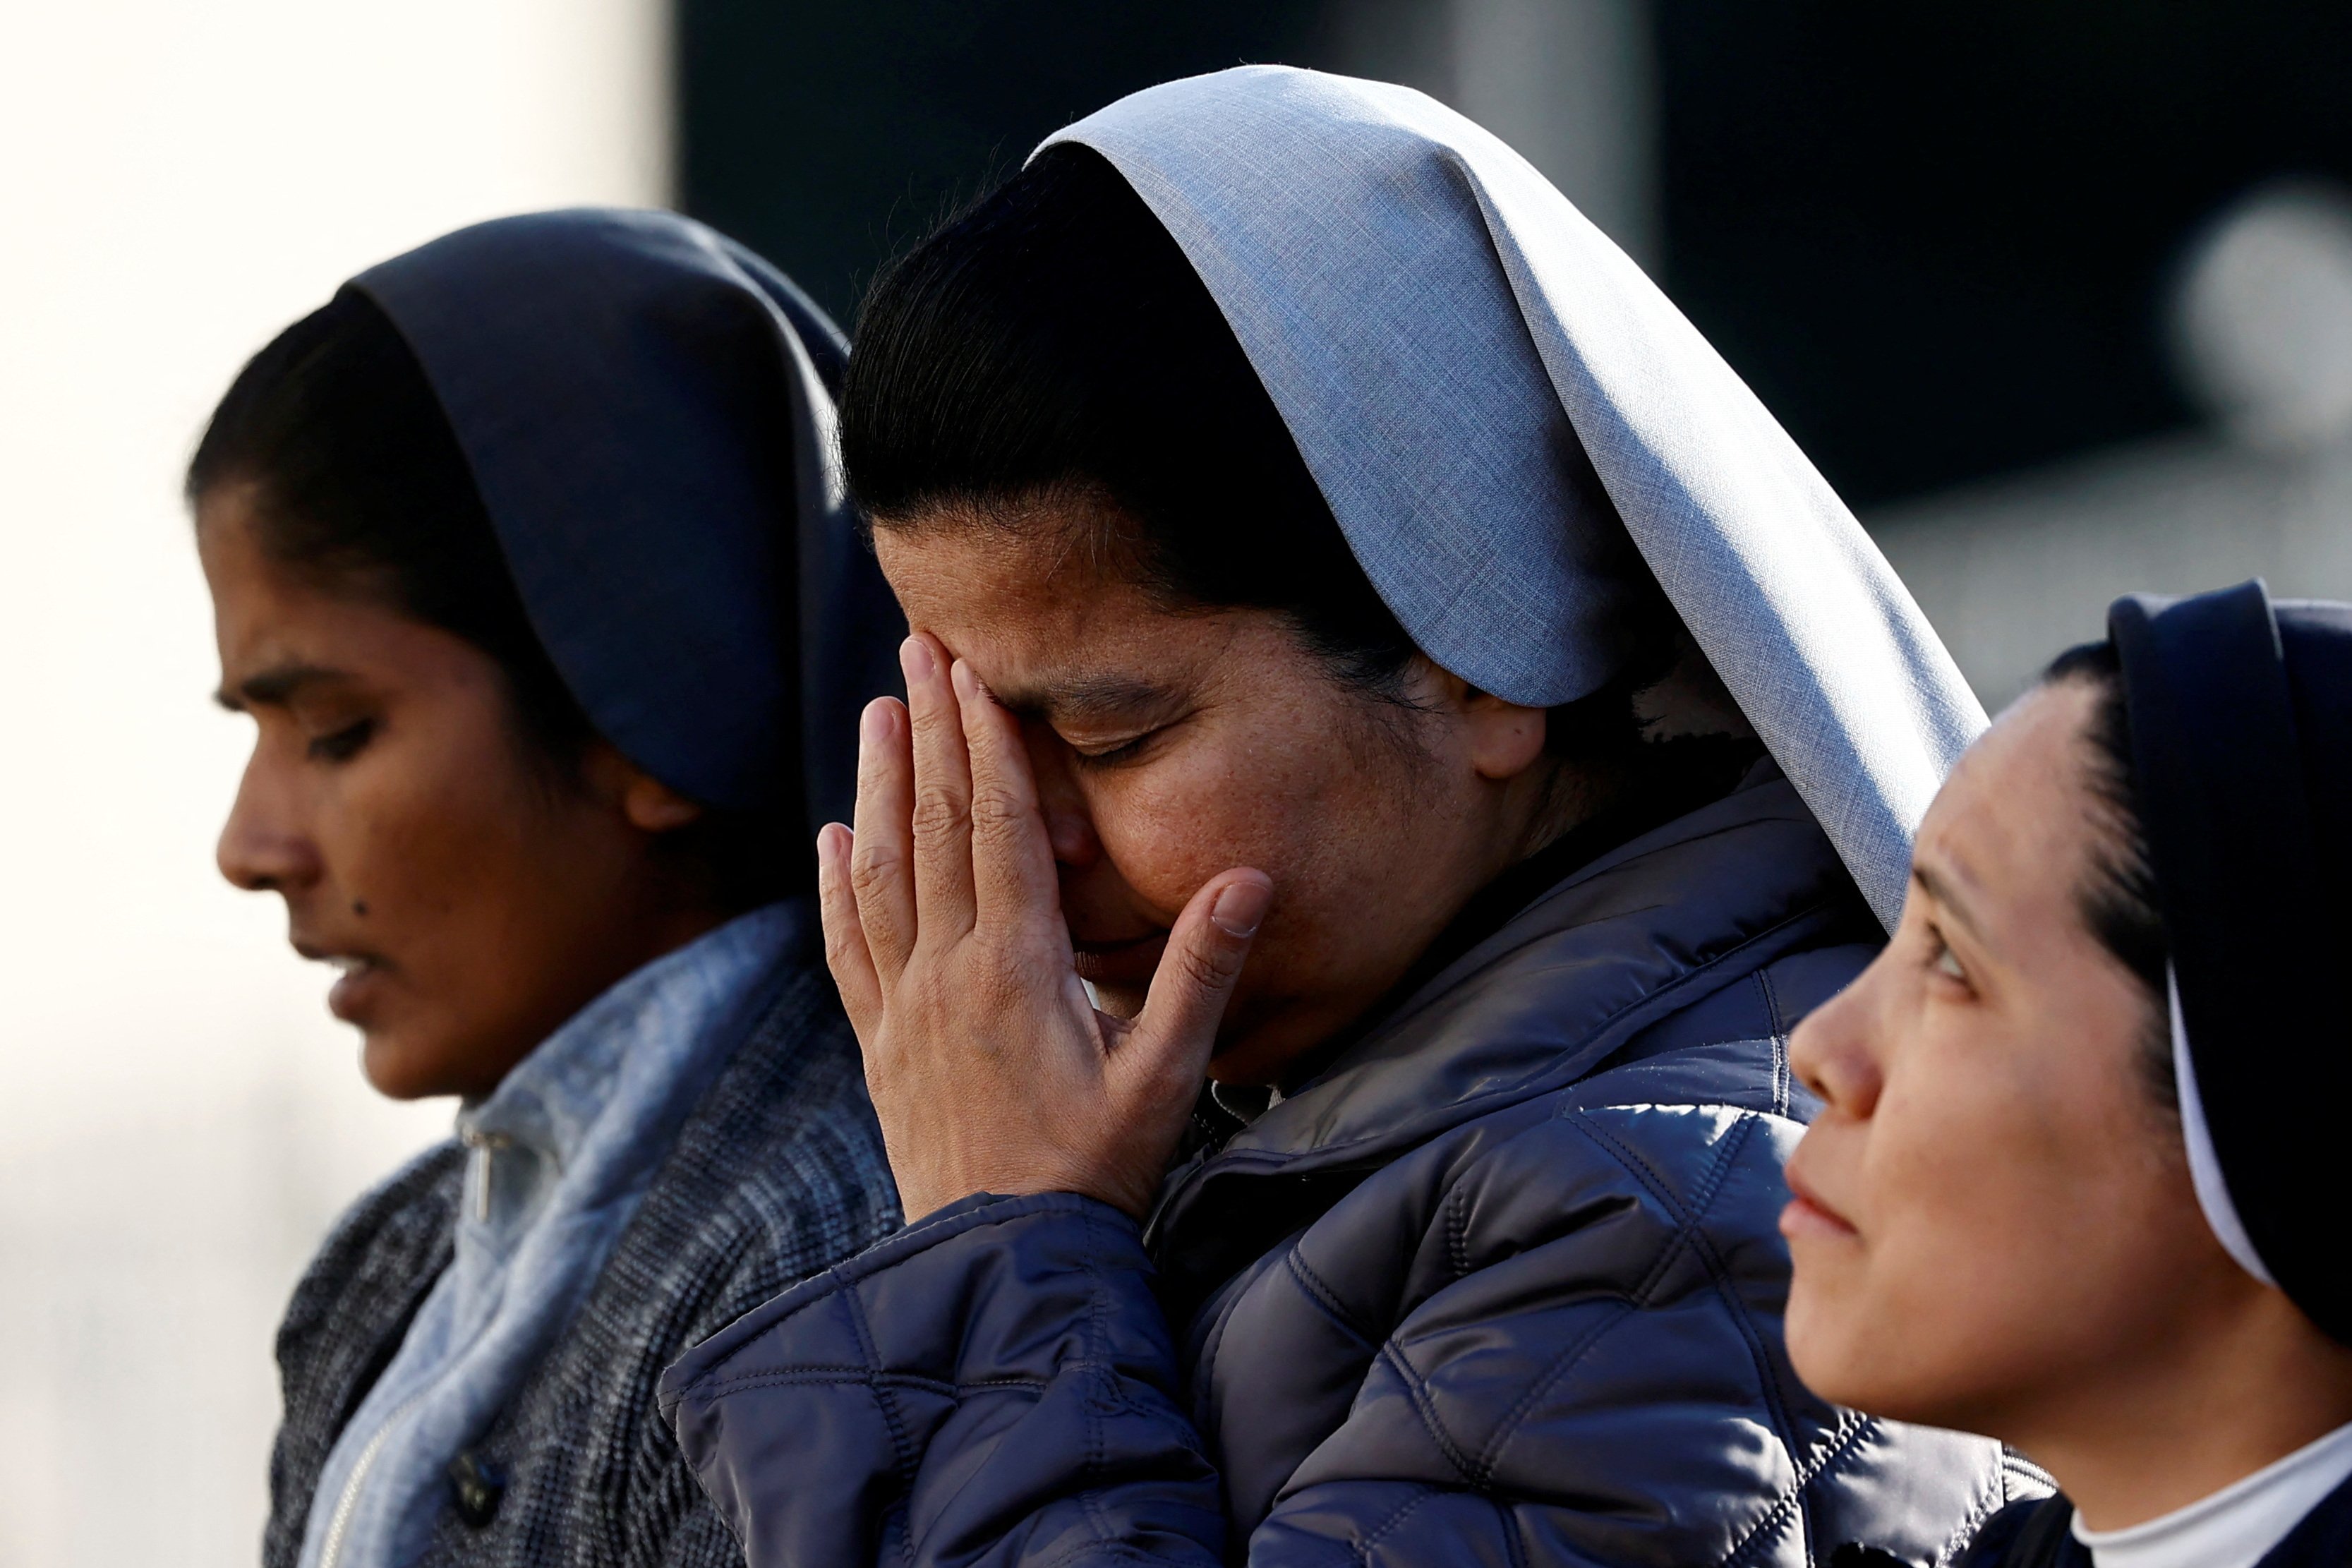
[0,3,668,1563]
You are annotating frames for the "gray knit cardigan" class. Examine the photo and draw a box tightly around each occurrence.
[263,957,899,1568]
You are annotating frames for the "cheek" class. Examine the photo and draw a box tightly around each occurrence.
[341,722,622,1094]
[1874,1025,2167,1315]
[337,754,534,1094]
[1797,1005,2190,1423]
[333,742,518,914]
[1859,1039,2044,1325]
[1081,767,1303,914]
[1080,729,1373,917]
[332,710,579,999]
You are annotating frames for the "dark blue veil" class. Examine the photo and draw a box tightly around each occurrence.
[2109,581,2352,1342]
[350,208,903,830]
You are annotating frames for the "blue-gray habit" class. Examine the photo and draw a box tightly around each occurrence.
[263,208,904,1568]
[659,68,2025,1568]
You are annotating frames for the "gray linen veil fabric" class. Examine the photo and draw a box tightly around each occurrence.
[1045,67,1983,928]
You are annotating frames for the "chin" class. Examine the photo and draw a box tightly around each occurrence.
[1785,1283,1875,1410]
[1789,1308,1965,1430]
[1083,978,1150,1020]
[359,1030,457,1101]
[1072,931,1169,994]
[1200,1005,1308,1088]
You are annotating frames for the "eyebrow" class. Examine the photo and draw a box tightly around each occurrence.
[992,673,1181,728]
[1910,860,1993,949]
[214,662,355,711]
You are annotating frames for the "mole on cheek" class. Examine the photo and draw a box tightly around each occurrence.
[352,900,369,917]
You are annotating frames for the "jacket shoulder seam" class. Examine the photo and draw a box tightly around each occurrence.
[1720,1409,1876,1567]
[1566,1110,1808,1459]
[1282,1248,1383,1351]
[1375,1338,1489,1487]
[1465,1299,1642,1483]
[1462,1114,1739,1473]
[1349,1484,1444,1564]
[840,1277,922,1492]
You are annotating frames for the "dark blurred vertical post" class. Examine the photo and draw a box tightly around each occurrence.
[675,0,1659,323]
[1323,0,1657,267]
[675,0,1329,324]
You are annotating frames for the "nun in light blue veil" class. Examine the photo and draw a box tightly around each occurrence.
[1047,66,1982,931]
[659,67,2010,1568]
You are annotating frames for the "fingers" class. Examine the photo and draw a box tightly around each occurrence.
[900,634,978,946]
[849,696,917,981]
[816,823,883,1038]
[955,659,1062,936]
[1125,870,1272,1102]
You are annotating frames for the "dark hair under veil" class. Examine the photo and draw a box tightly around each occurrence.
[190,211,904,909]
[843,145,1684,766]
[191,290,597,762]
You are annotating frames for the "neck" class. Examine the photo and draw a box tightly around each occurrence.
[453,900,741,1102]
[2014,1293,2352,1531]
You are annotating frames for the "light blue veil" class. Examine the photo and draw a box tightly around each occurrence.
[1044,66,1982,929]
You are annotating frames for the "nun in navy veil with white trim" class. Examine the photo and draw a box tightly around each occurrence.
[190,210,903,1568]
[1778,579,2352,1568]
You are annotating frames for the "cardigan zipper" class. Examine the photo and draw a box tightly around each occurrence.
[315,1380,433,1568]
[318,1131,506,1566]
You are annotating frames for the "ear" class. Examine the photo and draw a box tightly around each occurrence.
[1416,661,1549,781]
[1464,690,1550,780]
[581,741,706,833]
[620,771,705,833]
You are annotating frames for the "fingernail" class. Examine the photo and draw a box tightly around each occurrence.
[1210,879,1272,939]
[951,659,977,700]
[860,700,893,744]
[816,824,850,865]
[900,636,934,682]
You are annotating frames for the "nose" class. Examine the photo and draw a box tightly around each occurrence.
[1787,960,1886,1121]
[216,749,322,894]
[1022,720,1103,869]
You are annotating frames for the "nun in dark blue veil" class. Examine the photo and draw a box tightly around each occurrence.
[189,210,902,1568]
[1775,578,2352,1568]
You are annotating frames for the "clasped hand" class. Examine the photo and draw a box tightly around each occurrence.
[817,634,1274,1222]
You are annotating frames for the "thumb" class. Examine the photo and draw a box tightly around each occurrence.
[1119,870,1273,1104]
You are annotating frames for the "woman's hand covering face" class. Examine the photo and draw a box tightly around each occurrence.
[821,633,1273,1222]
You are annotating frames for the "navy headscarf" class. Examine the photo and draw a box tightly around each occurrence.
[349,208,903,828]
[2108,580,2352,1341]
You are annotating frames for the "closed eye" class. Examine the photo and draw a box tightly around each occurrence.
[1068,730,1158,769]
[308,719,375,763]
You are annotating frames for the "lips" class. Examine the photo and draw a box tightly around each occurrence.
[1071,929,1169,989]
[1778,1158,1859,1243]
[294,940,390,1025]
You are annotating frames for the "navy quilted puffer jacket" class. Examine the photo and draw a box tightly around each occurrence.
[661,769,2030,1565]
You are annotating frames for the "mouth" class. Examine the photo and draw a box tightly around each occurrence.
[1778,1160,1859,1243]
[1071,929,1169,989]
[294,942,390,1023]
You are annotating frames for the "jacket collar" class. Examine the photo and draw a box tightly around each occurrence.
[1193,765,1858,1181]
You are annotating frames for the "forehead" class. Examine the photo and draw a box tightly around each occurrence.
[197,488,442,681]
[873,506,1233,697]
[1916,680,2103,925]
